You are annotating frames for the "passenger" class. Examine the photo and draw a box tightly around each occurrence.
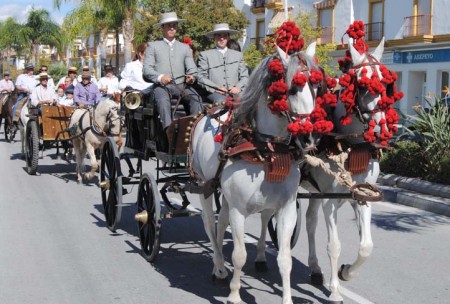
[77,65,98,85]
[62,85,75,106]
[197,23,249,104]
[37,65,55,90]
[55,85,66,105]
[120,42,153,91]
[98,64,120,98]
[73,71,101,107]
[57,66,78,88]
[12,63,38,129]
[143,11,203,130]
[63,76,73,90]
[30,72,56,107]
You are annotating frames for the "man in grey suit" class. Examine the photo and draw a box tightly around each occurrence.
[143,12,203,129]
[197,23,249,104]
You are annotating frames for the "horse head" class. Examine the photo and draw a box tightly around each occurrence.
[337,37,403,146]
[96,98,123,150]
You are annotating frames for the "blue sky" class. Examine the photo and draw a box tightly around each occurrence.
[0,0,75,24]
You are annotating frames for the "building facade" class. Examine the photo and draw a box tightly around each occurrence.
[235,0,450,115]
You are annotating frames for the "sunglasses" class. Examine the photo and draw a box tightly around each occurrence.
[40,69,47,72]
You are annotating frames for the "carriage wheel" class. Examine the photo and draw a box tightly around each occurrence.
[268,200,301,250]
[100,137,123,232]
[25,120,39,175]
[136,173,161,262]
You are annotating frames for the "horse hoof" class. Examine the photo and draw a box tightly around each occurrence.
[338,264,350,281]
[211,274,228,289]
[310,272,324,285]
[254,261,268,272]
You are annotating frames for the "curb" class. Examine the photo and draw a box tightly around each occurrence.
[377,174,450,217]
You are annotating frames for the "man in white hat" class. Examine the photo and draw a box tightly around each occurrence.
[11,63,38,132]
[143,11,203,130]
[77,65,98,85]
[197,23,249,104]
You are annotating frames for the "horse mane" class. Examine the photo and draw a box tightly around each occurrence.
[233,50,320,127]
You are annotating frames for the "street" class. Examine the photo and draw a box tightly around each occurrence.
[0,136,449,304]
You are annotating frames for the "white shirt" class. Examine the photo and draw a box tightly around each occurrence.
[30,85,55,107]
[16,73,38,93]
[0,79,14,92]
[98,75,120,95]
[217,47,228,56]
[120,60,153,91]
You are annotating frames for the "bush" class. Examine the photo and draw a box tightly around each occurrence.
[427,154,450,185]
[380,141,426,178]
[48,62,68,83]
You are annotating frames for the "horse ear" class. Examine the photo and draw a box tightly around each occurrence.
[349,42,366,67]
[276,46,290,67]
[371,37,385,62]
[305,42,316,58]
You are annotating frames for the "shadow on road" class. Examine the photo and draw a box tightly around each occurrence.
[372,210,450,232]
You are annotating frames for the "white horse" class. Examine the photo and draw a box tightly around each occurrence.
[68,98,123,183]
[191,43,320,304]
[305,38,397,303]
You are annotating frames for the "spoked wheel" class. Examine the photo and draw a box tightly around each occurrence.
[100,137,123,232]
[25,120,39,175]
[268,200,301,250]
[135,173,161,262]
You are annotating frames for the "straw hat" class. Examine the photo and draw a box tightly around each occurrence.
[82,65,90,71]
[206,23,239,39]
[81,71,91,79]
[153,12,185,28]
[68,66,78,73]
[38,72,49,80]
[24,63,34,70]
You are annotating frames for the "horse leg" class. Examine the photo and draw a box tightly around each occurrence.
[227,208,246,304]
[254,209,272,272]
[199,195,228,283]
[275,200,296,304]
[339,201,373,282]
[73,139,85,183]
[306,198,324,285]
[322,199,344,303]
[85,143,98,180]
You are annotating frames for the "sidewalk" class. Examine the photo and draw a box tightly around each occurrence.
[377,174,450,217]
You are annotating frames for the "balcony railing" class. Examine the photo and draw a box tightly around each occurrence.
[252,0,282,8]
[317,26,334,44]
[403,14,432,37]
[365,22,384,41]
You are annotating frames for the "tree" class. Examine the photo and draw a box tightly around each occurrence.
[0,17,28,63]
[20,8,61,65]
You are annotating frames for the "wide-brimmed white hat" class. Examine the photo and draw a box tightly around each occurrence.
[206,23,240,39]
[38,72,49,80]
[153,12,185,28]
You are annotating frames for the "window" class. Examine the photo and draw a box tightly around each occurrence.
[368,0,384,41]
[404,0,432,36]
[255,19,265,51]
[441,71,449,98]
[318,8,333,44]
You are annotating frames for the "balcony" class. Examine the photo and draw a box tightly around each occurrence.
[365,22,384,41]
[403,14,432,37]
[252,0,283,14]
[317,26,334,44]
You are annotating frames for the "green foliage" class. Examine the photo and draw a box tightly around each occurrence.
[138,0,248,52]
[380,141,426,178]
[48,62,68,83]
[242,44,263,72]
[0,17,28,58]
[405,97,450,179]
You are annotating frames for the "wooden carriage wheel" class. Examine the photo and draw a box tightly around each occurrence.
[25,120,39,175]
[136,173,161,262]
[267,200,301,250]
[100,137,123,232]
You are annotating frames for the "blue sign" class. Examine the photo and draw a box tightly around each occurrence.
[394,49,450,64]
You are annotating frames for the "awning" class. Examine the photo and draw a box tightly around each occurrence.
[313,0,336,9]
[268,8,294,30]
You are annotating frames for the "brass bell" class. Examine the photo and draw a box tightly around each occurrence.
[99,180,110,190]
[185,132,190,137]
[184,138,190,143]
[187,126,191,131]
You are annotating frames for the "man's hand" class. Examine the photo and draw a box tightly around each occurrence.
[216,87,228,95]
[185,74,195,85]
[161,75,172,86]
[229,87,240,95]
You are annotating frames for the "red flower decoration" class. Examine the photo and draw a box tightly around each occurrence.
[268,58,284,79]
[183,36,193,46]
[291,72,308,87]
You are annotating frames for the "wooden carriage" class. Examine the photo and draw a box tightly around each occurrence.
[25,105,76,175]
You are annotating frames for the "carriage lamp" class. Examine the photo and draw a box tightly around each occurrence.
[134,210,148,224]
[99,180,110,190]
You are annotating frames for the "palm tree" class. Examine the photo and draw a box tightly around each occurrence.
[21,8,61,65]
[0,17,29,65]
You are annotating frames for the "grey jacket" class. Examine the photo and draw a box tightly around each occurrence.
[143,40,198,85]
[197,49,249,93]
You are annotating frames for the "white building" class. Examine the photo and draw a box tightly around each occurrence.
[234,0,450,114]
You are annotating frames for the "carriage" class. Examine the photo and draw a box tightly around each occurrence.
[24,104,76,175]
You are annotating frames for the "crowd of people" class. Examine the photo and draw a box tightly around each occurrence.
[1,11,250,134]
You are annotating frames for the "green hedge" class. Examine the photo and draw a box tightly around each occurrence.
[380,141,426,178]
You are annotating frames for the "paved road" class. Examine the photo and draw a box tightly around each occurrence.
[1,137,449,304]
